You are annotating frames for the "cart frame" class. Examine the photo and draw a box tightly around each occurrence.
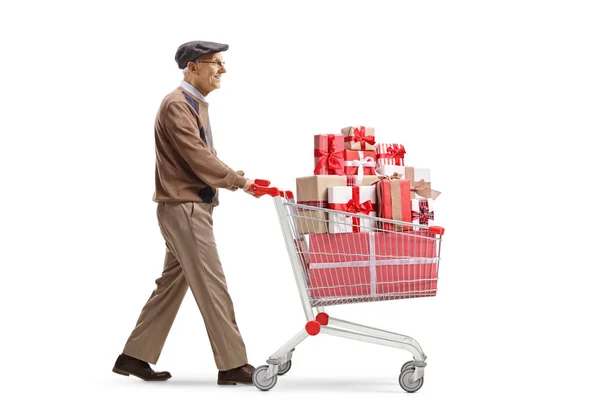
[249,185,444,392]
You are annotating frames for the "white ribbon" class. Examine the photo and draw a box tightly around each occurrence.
[344,151,376,182]
[369,231,376,295]
[309,258,439,269]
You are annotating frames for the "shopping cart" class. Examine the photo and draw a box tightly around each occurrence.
[247,179,445,393]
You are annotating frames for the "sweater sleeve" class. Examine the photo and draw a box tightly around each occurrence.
[162,101,247,189]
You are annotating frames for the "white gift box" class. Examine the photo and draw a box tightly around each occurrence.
[327,186,377,233]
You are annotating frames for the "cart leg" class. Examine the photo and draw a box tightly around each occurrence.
[261,329,308,379]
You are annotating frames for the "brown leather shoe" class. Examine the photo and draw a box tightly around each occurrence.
[112,353,172,381]
[217,364,256,385]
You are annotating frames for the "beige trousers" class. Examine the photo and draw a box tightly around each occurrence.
[123,201,248,371]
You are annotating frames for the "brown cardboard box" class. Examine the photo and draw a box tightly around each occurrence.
[341,126,376,151]
[295,175,381,234]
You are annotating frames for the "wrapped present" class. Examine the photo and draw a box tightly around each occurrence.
[314,134,344,175]
[375,143,406,167]
[412,198,435,226]
[343,150,377,180]
[375,175,412,231]
[327,186,377,233]
[296,175,381,234]
[376,165,441,199]
[341,126,376,151]
[307,231,438,299]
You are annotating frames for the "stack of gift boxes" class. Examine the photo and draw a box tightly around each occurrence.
[296,126,441,300]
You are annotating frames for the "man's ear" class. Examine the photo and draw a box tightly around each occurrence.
[187,61,197,74]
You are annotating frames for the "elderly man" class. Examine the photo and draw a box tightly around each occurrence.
[113,40,256,385]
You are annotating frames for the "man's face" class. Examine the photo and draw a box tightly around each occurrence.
[189,52,226,96]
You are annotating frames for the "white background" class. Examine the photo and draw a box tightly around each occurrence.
[1,0,599,399]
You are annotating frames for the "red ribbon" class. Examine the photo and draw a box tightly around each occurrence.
[344,126,376,150]
[314,134,344,175]
[383,144,406,165]
[328,186,374,232]
[345,175,357,186]
[411,198,434,225]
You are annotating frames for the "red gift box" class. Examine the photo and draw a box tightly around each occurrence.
[376,176,412,231]
[342,150,377,178]
[306,231,438,299]
[314,134,344,175]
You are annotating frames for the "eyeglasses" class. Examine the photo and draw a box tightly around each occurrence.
[195,60,226,68]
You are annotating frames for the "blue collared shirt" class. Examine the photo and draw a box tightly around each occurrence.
[180,80,208,104]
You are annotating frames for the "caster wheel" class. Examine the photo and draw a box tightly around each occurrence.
[252,365,277,391]
[277,360,292,376]
[399,368,424,393]
[401,361,415,373]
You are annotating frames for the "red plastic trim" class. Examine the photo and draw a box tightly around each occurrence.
[249,179,294,199]
[254,179,271,186]
[251,184,280,197]
[429,226,445,235]
[305,320,321,336]
[315,312,329,326]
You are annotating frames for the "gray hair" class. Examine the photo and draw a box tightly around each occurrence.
[182,67,189,76]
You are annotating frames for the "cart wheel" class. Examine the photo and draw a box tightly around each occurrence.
[401,361,415,373]
[252,365,277,391]
[277,360,292,376]
[399,368,424,393]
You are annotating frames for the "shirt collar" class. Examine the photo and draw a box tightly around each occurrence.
[180,81,208,104]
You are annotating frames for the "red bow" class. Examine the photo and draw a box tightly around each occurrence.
[329,186,374,232]
[344,126,375,150]
[343,198,374,215]
[314,134,344,175]
[411,199,434,225]
[386,144,406,164]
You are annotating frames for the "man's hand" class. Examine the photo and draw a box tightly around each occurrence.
[242,179,260,198]
[226,170,246,191]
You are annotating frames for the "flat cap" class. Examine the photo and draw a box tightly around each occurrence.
[175,40,229,69]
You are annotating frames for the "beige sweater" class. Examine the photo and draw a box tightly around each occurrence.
[152,86,246,205]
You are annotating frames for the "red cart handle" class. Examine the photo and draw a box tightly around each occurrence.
[248,179,294,199]
[254,179,271,186]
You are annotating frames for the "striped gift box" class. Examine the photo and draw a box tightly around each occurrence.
[375,143,406,167]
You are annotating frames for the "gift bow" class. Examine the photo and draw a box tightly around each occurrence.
[379,144,406,165]
[386,144,406,161]
[412,199,434,225]
[314,134,344,175]
[411,179,441,200]
[342,197,374,233]
[345,126,376,149]
[375,172,403,182]
[343,198,374,215]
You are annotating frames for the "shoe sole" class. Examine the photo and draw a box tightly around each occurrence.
[112,367,171,381]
